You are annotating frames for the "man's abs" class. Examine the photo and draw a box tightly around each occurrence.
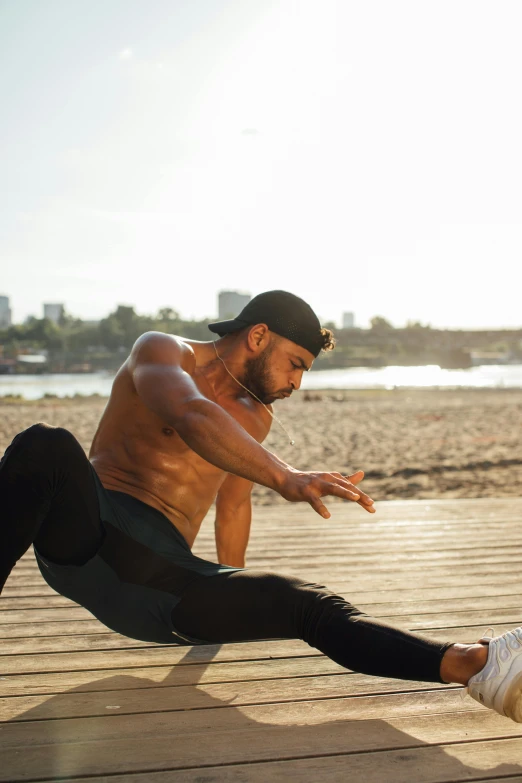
[90,451,225,546]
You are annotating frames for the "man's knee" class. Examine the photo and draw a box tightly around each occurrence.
[11,423,80,460]
[256,573,360,643]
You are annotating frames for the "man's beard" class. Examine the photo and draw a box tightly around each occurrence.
[241,346,280,404]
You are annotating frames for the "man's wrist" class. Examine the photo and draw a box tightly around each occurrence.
[268,463,295,494]
[217,550,246,568]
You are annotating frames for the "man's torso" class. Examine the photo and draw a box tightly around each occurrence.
[89,338,269,546]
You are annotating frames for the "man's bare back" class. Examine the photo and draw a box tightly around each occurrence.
[89,334,272,546]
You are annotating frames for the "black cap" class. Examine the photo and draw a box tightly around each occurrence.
[208,290,324,357]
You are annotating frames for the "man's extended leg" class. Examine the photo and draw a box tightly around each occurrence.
[0,423,103,591]
[171,568,487,684]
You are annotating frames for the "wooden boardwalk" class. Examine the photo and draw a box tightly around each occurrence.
[1,497,522,782]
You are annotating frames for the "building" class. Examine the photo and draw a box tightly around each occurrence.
[342,311,355,329]
[43,303,64,324]
[218,290,251,320]
[0,295,12,328]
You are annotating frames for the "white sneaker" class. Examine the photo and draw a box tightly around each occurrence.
[467,626,522,722]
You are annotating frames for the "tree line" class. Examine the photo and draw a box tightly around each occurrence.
[0,306,213,358]
[1,305,520,371]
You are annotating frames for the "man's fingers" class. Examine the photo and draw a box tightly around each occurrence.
[323,474,376,513]
[355,490,376,512]
[308,495,331,519]
[344,479,374,508]
[300,473,376,516]
[342,474,373,506]
[322,480,360,501]
[329,472,371,502]
[360,499,376,514]
[331,475,372,504]
[330,470,365,486]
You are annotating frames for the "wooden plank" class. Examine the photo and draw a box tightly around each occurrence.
[0,674,466,722]
[203,541,522,558]
[0,640,319,676]
[0,622,517,675]
[238,566,522,583]
[59,773,522,783]
[0,656,349,697]
[1,585,60,597]
[1,608,520,657]
[358,594,522,615]
[0,686,512,745]
[245,539,522,555]
[0,607,94,623]
[0,610,522,670]
[1,708,521,781]
[0,620,111,638]
[0,634,156,656]
[384,609,522,632]
[52,740,522,783]
[0,596,78,610]
[241,554,522,571]
[0,624,516,678]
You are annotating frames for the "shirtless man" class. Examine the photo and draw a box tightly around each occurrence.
[1,290,521,721]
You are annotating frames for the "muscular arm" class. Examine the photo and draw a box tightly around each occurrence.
[215,474,253,567]
[130,332,289,491]
[129,332,375,518]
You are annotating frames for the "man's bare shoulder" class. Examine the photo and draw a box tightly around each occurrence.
[129,332,196,374]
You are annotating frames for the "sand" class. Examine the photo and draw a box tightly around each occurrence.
[1,388,521,505]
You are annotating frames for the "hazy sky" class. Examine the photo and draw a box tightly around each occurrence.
[2,0,522,328]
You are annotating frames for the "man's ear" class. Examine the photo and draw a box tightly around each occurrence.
[246,323,270,352]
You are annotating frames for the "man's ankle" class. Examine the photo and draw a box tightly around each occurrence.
[440,643,489,685]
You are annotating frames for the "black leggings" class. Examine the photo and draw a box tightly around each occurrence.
[0,423,452,682]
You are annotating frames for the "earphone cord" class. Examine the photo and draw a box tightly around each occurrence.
[213,341,295,446]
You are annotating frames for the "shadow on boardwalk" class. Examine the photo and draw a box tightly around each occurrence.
[2,646,522,782]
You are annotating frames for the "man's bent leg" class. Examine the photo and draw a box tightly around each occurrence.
[171,569,456,683]
[0,423,103,591]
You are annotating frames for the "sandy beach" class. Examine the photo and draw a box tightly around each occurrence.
[1,388,521,505]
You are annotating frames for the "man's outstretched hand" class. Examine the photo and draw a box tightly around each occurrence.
[278,469,375,518]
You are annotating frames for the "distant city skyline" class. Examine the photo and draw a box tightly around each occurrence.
[4,289,362,328]
[2,1,522,330]
[2,288,522,333]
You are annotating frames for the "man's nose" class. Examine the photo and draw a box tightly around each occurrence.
[291,374,303,391]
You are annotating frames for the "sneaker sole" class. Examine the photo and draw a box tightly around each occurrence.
[503,670,522,722]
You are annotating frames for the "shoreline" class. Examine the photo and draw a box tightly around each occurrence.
[1,384,522,404]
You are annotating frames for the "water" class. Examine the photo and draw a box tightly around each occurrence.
[1,365,522,400]
[302,364,522,391]
[0,372,115,400]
